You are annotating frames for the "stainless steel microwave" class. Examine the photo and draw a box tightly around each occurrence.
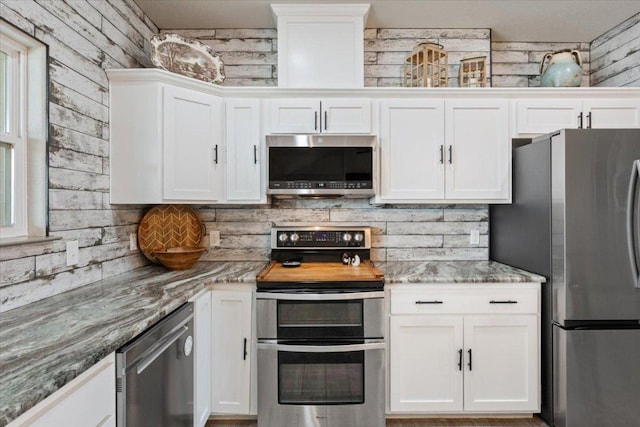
[266,134,376,197]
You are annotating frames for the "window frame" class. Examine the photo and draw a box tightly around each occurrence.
[0,33,28,237]
[0,21,48,241]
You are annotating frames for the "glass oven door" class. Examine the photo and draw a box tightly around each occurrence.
[257,342,385,427]
[256,291,384,341]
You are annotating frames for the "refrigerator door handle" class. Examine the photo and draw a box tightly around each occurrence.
[627,159,640,288]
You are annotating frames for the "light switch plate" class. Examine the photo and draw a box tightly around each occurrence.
[210,230,221,247]
[66,240,79,266]
[469,229,480,245]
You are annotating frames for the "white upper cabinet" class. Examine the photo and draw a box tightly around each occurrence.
[378,99,510,203]
[225,99,265,203]
[582,99,640,128]
[268,98,371,134]
[272,4,368,88]
[109,76,225,204]
[163,86,224,201]
[515,98,640,135]
[378,99,445,201]
[445,100,510,202]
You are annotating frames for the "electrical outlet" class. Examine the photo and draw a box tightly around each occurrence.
[469,229,480,245]
[66,240,79,266]
[129,233,138,251]
[209,230,221,247]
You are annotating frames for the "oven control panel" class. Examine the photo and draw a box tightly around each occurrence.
[272,227,370,249]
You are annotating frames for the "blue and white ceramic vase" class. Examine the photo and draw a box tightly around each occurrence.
[540,49,583,87]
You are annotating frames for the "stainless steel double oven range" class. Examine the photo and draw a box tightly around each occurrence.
[256,226,385,427]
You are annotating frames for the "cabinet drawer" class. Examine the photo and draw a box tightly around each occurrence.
[390,287,539,315]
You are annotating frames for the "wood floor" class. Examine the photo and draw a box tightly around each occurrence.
[207,416,550,427]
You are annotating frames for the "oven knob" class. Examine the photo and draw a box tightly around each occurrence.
[354,232,364,243]
[290,233,300,243]
[278,233,289,242]
[342,232,353,243]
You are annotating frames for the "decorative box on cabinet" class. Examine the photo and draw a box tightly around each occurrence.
[8,354,116,427]
[389,285,540,415]
[268,98,372,134]
[271,3,369,88]
[211,288,253,415]
[515,98,640,135]
[109,77,224,204]
[377,99,510,203]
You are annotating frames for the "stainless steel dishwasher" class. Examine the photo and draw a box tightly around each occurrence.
[116,302,194,427]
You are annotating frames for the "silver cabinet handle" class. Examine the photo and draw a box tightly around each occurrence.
[256,291,384,301]
[578,112,583,128]
[627,159,640,288]
[415,300,443,304]
[440,145,444,164]
[489,300,518,304]
[586,112,592,128]
[314,111,318,130]
[324,111,328,131]
[135,326,189,375]
[257,341,384,353]
[213,145,218,164]
[448,145,453,164]
[253,145,257,164]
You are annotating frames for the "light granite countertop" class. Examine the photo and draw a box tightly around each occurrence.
[378,260,546,284]
[0,259,543,425]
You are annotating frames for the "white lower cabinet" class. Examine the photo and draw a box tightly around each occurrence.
[9,354,115,427]
[389,285,540,415]
[211,288,253,415]
[192,291,212,427]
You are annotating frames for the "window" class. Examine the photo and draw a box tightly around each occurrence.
[0,23,47,240]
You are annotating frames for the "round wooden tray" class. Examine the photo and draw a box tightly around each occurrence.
[138,205,205,264]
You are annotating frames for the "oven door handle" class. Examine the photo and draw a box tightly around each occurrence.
[257,341,385,353]
[255,291,384,301]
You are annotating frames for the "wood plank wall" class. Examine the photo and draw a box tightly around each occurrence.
[0,1,633,312]
[0,0,157,312]
[491,42,591,87]
[590,12,640,87]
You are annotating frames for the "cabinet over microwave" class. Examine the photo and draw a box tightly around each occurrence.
[266,135,376,197]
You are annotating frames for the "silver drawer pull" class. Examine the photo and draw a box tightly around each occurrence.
[489,300,518,304]
[415,300,443,304]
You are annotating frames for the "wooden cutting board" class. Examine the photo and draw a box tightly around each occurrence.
[138,205,204,264]
[257,260,384,282]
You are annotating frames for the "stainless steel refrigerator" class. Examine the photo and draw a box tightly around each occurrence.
[491,129,640,427]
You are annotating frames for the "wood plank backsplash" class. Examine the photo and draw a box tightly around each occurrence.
[0,1,634,312]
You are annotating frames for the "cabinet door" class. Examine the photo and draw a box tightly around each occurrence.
[378,99,445,201]
[463,315,539,412]
[18,354,115,427]
[163,86,224,201]
[515,99,582,134]
[194,291,212,427]
[269,99,319,133]
[445,100,510,201]
[226,99,264,202]
[322,99,371,133]
[211,289,253,414]
[389,315,464,412]
[583,99,640,128]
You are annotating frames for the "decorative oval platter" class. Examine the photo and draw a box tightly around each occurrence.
[150,33,226,84]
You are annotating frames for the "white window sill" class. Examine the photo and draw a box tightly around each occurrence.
[0,235,61,248]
